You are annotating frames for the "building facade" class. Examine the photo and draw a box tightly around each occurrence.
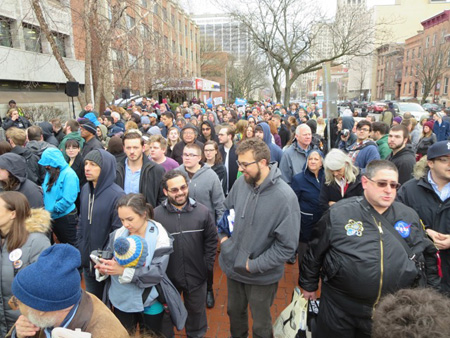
[0,0,85,117]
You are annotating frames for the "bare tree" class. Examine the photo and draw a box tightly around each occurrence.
[227,52,268,99]
[218,0,389,106]
[414,37,450,104]
[351,56,371,100]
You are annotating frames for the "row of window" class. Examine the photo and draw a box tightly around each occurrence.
[0,17,67,57]
[402,77,449,95]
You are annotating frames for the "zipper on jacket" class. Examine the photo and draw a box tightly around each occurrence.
[372,216,384,315]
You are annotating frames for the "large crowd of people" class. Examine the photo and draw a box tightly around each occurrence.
[0,97,449,338]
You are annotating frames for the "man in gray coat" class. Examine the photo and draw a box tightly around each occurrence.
[219,138,301,338]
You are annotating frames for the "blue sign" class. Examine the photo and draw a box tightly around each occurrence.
[235,98,247,106]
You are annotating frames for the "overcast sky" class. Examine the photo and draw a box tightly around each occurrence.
[179,0,396,15]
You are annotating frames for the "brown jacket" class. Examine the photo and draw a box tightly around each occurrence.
[6,291,128,338]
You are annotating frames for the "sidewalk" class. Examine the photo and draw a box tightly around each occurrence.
[175,259,300,337]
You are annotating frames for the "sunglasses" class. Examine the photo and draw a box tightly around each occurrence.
[167,184,188,194]
[366,178,401,190]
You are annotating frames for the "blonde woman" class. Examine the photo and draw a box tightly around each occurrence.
[319,149,363,211]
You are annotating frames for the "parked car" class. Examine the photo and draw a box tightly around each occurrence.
[422,103,442,112]
[368,101,387,113]
[393,102,428,120]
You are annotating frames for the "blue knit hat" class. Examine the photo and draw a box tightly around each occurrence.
[12,244,81,311]
[114,235,148,268]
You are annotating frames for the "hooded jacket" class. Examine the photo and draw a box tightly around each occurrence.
[198,120,219,144]
[0,153,43,208]
[59,131,85,155]
[25,140,56,158]
[77,150,125,270]
[375,134,392,160]
[291,155,325,242]
[171,124,204,164]
[2,116,31,131]
[178,164,225,223]
[10,146,45,186]
[39,148,80,219]
[0,208,51,337]
[116,155,165,208]
[387,144,415,184]
[259,122,283,163]
[219,163,300,285]
[154,198,217,292]
[348,139,380,170]
[397,164,450,293]
[38,122,59,147]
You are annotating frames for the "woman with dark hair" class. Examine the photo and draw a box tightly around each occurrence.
[203,140,227,195]
[244,124,256,140]
[107,136,127,163]
[415,121,437,161]
[0,153,43,208]
[66,139,85,212]
[0,191,50,337]
[94,193,178,335]
[38,148,79,246]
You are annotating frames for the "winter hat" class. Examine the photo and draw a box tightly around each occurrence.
[427,141,450,160]
[149,113,158,119]
[12,244,81,311]
[393,116,402,124]
[79,119,97,135]
[148,126,162,136]
[424,121,434,130]
[0,153,26,183]
[114,235,148,267]
[184,113,191,119]
[84,149,103,168]
[141,116,150,125]
[435,112,444,119]
[182,123,198,134]
[83,113,100,127]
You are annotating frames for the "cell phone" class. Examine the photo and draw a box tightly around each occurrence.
[90,254,101,265]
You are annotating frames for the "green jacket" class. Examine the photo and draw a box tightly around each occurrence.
[376,134,392,160]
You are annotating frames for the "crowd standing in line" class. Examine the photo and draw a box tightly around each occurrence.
[0,97,449,338]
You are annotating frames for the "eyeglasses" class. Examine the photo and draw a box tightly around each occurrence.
[183,131,195,135]
[366,178,401,190]
[236,160,257,169]
[167,184,188,194]
[182,153,200,158]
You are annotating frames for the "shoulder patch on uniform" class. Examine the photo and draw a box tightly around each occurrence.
[394,221,411,238]
[345,220,364,237]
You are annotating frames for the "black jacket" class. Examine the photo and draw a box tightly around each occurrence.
[80,137,104,160]
[3,116,31,131]
[300,196,440,316]
[10,146,45,186]
[319,174,363,212]
[198,120,219,144]
[387,144,415,185]
[219,143,239,193]
[398,174,450,292]
[278,123,291,148]
[211,163,227,195]
[116,155,165,207]
[154,198,217,292]
[0,153,43,208]
[77,150,125,270]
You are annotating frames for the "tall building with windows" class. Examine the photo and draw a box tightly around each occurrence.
[0,0,85,116]
[192,14,251,61]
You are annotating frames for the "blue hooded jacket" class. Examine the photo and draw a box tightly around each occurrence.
[259,122,283,163]
[39,148,79,219]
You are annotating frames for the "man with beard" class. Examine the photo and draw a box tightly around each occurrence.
[386,125,416,184]
[219,138,300,338]
[7,244,128,338]
[58,120,85,156]
[154,170,217,338]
